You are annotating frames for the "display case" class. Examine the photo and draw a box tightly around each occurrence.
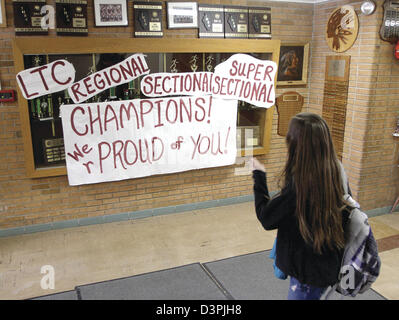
[13,38,280,178]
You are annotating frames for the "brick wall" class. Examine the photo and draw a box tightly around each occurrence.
[310,0,399,210]
[2,0,396,230]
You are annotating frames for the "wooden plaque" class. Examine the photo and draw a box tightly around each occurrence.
[133,1,163,38]
[276,91,304,136]
[224,6,248,39]
[198,4,224,38]
[248,7,271,39]
[13,0,48,35]
[55,0,88,36]
[322,56,351,160]
[326,5,359,53]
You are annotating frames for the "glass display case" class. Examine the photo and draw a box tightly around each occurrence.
[13,38,280,178]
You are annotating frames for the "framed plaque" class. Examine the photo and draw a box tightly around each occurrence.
[55,0,88,36]
[0,0,7,28]
[13,0,48,35]
[224,6,248,39]
[325,55,350,82]
[198,4,224,38]
[133,1,163,37]
[166,2,198,29]
[94,0,128,27]
[248,7,271,39]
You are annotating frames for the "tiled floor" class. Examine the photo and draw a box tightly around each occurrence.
[0,202,398,300]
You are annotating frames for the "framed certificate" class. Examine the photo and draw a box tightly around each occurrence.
[94,0,128,27]
[166,2,198,29]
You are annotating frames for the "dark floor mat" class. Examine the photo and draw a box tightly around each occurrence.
[31,290,79,300]
[76,263,228,300]
[204,250,385,300]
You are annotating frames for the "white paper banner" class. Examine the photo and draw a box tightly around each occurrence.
[212,53,277,108]
[68,53,150,104]
[16,59,76,100]
[140,53,277,108]
[60,96,237,186]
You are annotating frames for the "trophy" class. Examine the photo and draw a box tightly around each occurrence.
[40,97,49,118]
[30,55,42,119]
[205,55,215,72]
[170,58,179,73]
[189,55,199,72]
[107,87,120,101]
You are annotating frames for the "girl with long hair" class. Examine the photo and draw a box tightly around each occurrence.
[251,112,351,300]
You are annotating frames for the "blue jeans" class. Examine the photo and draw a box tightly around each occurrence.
[287,277,327,300]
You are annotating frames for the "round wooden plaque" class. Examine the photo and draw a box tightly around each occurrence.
[325,5,359,53]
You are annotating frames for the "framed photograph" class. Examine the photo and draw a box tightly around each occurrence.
[0,0,7,28]
[277,43,309,86]
[166,2,198,29]
[94,0,128,27]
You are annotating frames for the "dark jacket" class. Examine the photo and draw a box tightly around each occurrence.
[252,170,350,288]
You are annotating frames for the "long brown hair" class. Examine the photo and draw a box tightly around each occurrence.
[282,112,345,254]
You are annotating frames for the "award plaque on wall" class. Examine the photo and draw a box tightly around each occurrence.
[248,7,271,39]
[133,1,163,37]
[224,6,248,39]
[198,4,224,38]
[13,0,48,35]
[276,92,304,136]
[55,0,88,36]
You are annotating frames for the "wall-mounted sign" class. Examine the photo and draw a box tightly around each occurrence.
[224,6,248,39]
[13,0,48,35]
[326,5,359,53]
[133,1,163,37]
[198,4,224,38]
[248,7,271,39]
[55,0,88,36]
